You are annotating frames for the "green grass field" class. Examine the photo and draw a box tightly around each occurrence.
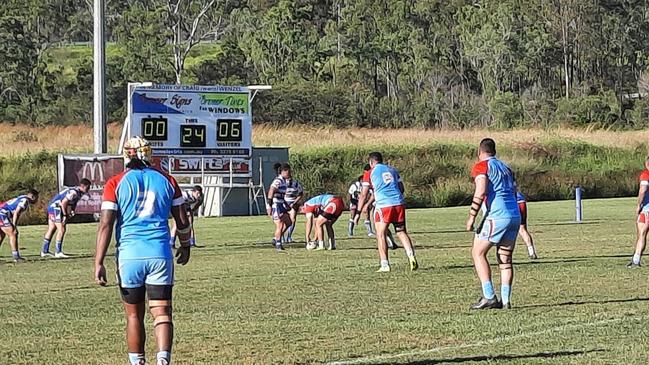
[0,197,647,365]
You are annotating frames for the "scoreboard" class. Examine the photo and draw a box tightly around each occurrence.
[128,84,253,176]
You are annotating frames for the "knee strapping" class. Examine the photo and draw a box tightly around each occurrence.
[153,314,173,327]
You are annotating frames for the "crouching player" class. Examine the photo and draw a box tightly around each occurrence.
[627,156,649,268]
[94,136,192,365]
[516,191,538,260]
[360,152,417,272]
[466,138,520,310]
[0,189,39,262]
[303,194,344,250]
[170,185,204,248]
[41,179,92,258]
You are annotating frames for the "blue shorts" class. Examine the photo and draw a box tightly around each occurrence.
[117,258,174,289]
[0,212,12,228]
[272,203,288,221]
[47,205,64,223]
[478,217,521,246]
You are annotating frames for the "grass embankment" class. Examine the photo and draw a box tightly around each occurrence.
[1,125,647,224]
[0,198,646,364]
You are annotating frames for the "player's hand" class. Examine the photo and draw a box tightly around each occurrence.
[266,205,272,217]
[176,246,191,265]
[637,205,643,215]
[94,264,107,286]
[466,216,475,232]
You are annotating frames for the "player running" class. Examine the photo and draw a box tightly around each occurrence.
[284,175,304,243]
[516,191,538,260]
[302,194,344,250]
[170,185,204,248]
[0,189,39,262]
[94,136,192,365]
[358,152,417,272]
[41,179,92,258]
[266,163,292,251]
[466,138,520,310]
[627,156,649,268]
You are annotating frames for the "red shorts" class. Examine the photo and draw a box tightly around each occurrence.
[321,197,344,221]
[518,202,527,226]
[302,203,320,215]
[374,204,406,225]
[638,211,649,224]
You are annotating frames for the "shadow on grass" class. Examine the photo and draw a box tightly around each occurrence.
[520,297,649,309]
[364,349,603,365]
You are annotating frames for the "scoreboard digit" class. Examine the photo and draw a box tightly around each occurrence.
[180,125,206,147]
[141,117,168,141]
[216,119,243,142]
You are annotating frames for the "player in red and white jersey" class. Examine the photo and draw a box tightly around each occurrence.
[516,191,538,260]
[628,156,649,268]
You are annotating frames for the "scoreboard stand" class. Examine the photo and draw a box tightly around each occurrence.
[118,83,272,217]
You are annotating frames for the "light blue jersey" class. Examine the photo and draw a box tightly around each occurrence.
[471,157,520,219]
[370,164,404,209]
[304,194,334,207]
[102,167,183,261]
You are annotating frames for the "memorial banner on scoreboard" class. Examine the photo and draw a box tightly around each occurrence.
[128,84,253,177]
[58,155,124,215]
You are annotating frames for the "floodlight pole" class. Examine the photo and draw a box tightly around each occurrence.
[93,0,107,154]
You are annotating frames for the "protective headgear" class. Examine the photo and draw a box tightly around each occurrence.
[123,136,152,165]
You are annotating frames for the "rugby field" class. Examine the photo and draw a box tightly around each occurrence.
[0,197,648,364]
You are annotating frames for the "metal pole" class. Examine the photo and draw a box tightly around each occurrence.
[575,186,583,223]
[93,0,107,154]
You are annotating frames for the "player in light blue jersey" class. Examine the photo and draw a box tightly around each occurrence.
[302,194,344,250]
[358,152,417,272]
[0,189,39,262]
[41,179,91,258]
[466,138,521,310]
[94,137,192,365]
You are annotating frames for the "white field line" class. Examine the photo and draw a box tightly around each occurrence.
[326,315,639,365]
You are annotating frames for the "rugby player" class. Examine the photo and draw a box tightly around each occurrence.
[284,174,304,243]
[466,138,520,309]
[356,164,376,237]
[347,176,363,236]
[0,189,39,262]
[627,156,649,268]
[267,163,292,251]
[360,152,417,272]
[302,194,344,250]
[516,191,538,260]
[94,136,192,365]
[169,185,204,248]
[41,179,92,258]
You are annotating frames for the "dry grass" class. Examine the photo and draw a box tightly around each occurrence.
[1,122,649,155]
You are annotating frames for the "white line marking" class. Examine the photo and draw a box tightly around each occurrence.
[326,315,640,365]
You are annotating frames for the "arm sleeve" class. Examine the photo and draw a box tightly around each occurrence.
[361,171,372,187]
[17,198,28,210]
[640,171,649,186]
[101,177,119,211]
[66,190,79,201]
[471,161,488,180]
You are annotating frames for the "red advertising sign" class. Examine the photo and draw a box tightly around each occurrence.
[58,155,124,215]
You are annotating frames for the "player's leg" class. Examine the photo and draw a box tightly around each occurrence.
[375,220,390,272]
[365,204,375,236]
[470,235,498,309]
[386,228,399,249]
[42,218,57,257]
[325,221,336,250]
[118,260,148,365]
[2,225,22,262]
[169,220,177,248]
[314,216,328,250]
[629,215,649,267]
[497,243,515,308]
[348,200,358,236]
[188,213,196,247]
[271,205,285,250]
[146,258,175,365]
[53,221,69,258]
[518,224,537,259]
[286,208,297,243]
[394,225,417,271]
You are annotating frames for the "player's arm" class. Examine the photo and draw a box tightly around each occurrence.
[60,198,71,222]
[171,204,192,264]
[638,183,648,214]
[266,185,277,216]
[305,212,313,242]
[466,175,487,231]
[94,209,115,286]
[356,186,370,219]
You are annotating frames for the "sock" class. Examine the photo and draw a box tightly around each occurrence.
[55,240,63,253]
[348,220,354,235]
[364,220,372,233]
[317,240,324,248]
[287,224,295,239]
[380,259,390,268]
[527,245,536,256]
[273,238,281,247]
[128,352,145,365]
[501,284,512,304]
[329,238,336,248]
[42,238,51,253]
[189,237,196,246]
[157,351,171,364]
[633,253,642,265]
[386,233,395,248]
[12,250,20,259]
[481,281,495,300]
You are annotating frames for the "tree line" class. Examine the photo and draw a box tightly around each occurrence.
[3,0,649,128]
